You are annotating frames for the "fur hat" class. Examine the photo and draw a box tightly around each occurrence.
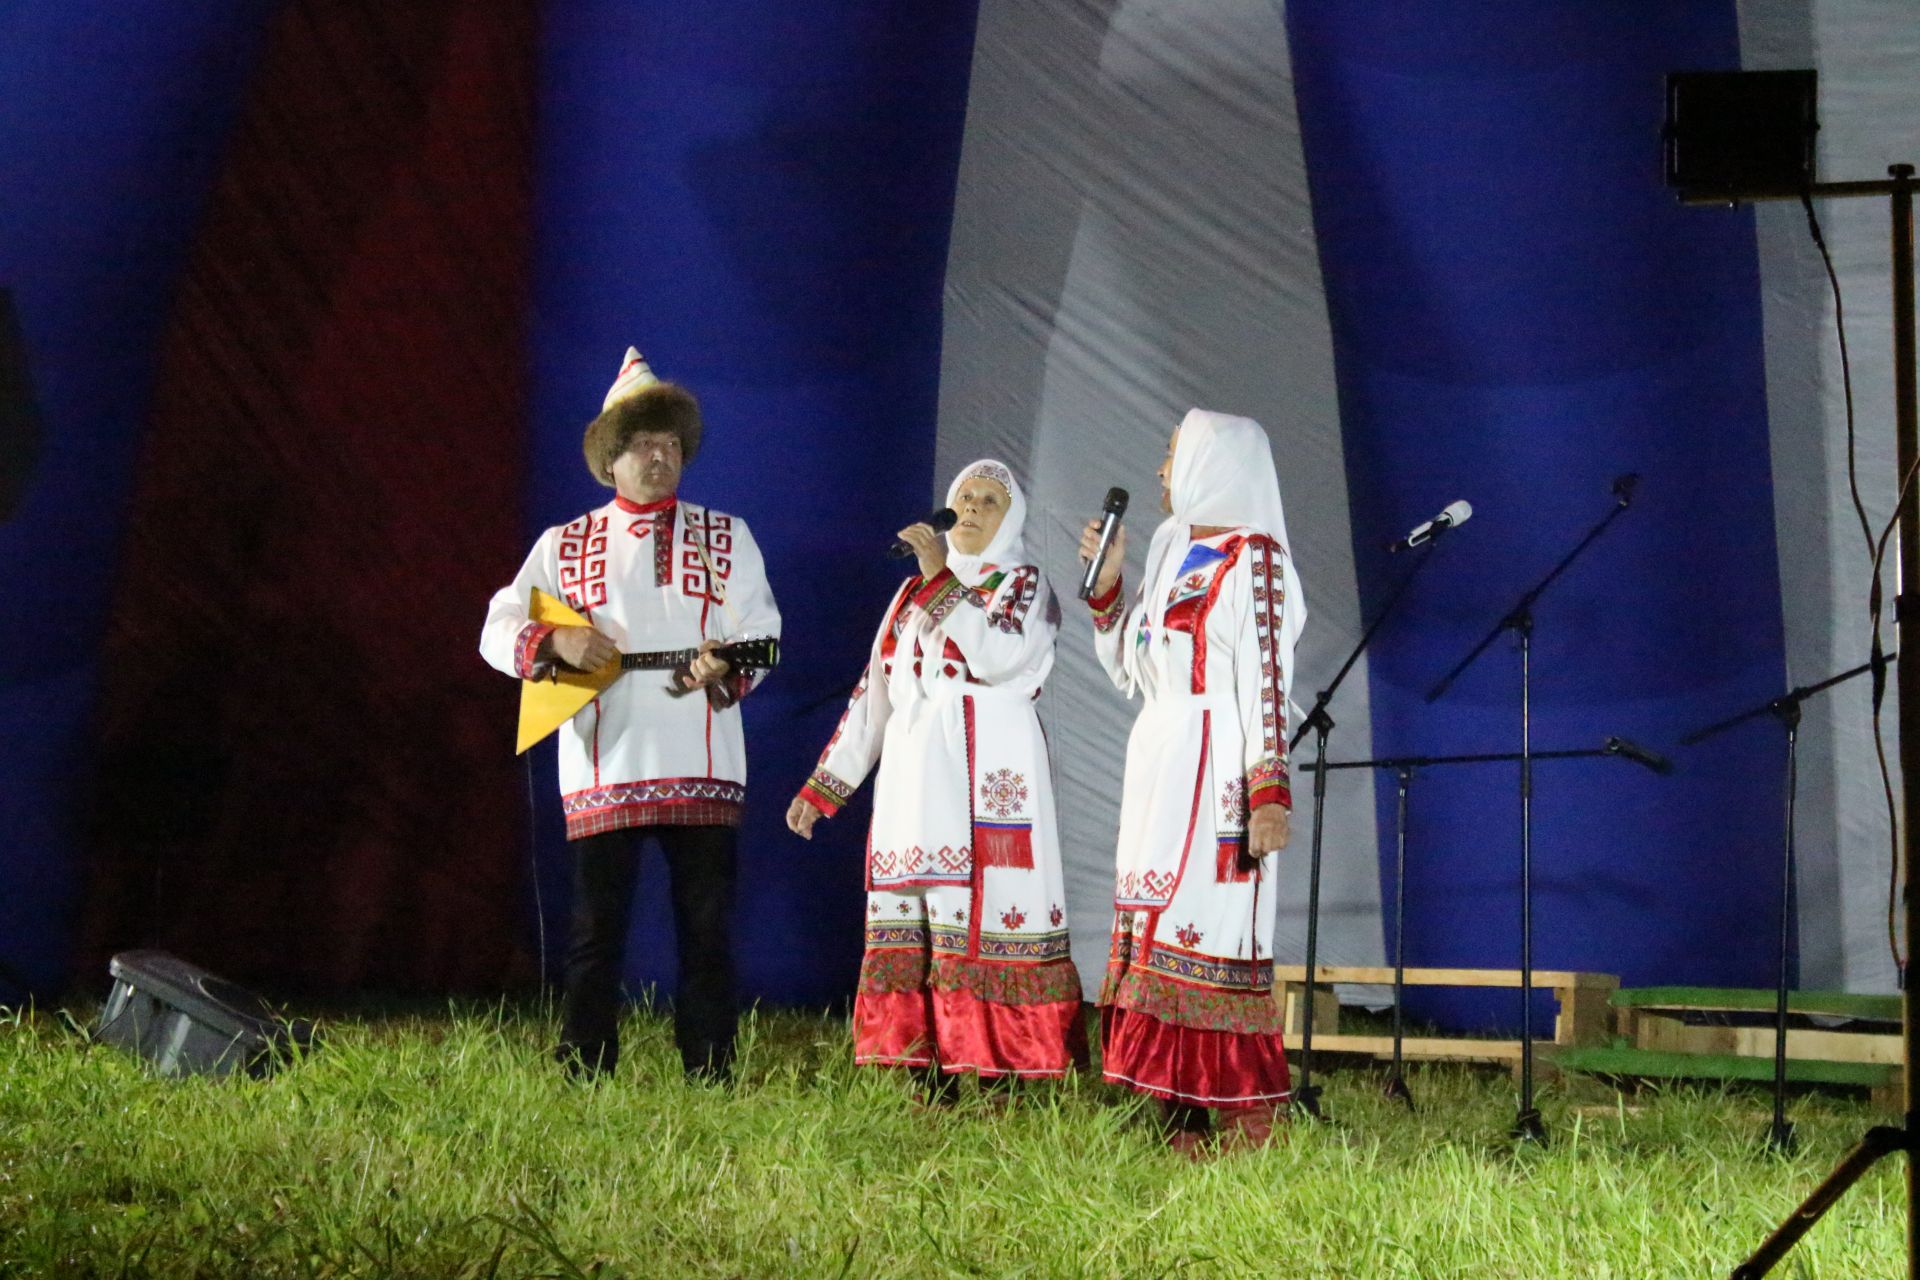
[582,348,701,486]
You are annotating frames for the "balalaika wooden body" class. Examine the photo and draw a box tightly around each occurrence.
[516,588,779,753]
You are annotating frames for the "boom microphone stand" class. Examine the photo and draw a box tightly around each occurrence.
[1425,477,1640,1144]
[1286,527,1457,1120]
[1302,737,1671,1108]
[1683,655,1894,1155]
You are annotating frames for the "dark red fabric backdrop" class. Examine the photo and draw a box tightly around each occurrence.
[76,0,537,995]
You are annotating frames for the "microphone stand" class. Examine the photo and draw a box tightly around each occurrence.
[1682,654,1895,1155]
[1303,738,1668,1108]
[1284,533,1450,1120]
[1425,479,1639,1144]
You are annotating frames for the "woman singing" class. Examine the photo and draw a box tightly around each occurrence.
[1080,409,1305,1153]
[789,460,1083,1089]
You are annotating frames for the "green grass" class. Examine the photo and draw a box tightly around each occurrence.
[0,1002,1906,1278]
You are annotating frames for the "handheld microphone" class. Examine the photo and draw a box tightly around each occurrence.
[1612,473,1641,504]
[887,508,958,558]
[1386,499,1472,554]
[1079,487,1130,600]
[1605,736,1673,775]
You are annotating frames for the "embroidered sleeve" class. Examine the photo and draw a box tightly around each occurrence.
[1087,573,1125,634]
[1242,536,1291,811]
[982,567,1039,635]
[799,767,855,817]
[480,527,565,679]
[911,567,967,626]
[513,621,559,680]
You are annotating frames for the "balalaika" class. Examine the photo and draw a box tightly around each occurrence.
[516,588,780,753]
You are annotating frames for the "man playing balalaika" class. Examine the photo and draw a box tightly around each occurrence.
[480,349,781,1083]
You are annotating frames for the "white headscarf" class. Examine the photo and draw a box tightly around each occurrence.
[944,459,1027,586]
[1141,409,1308,708]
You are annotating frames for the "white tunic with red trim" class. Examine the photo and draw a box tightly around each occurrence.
[1089,528,1293,1018]
[480,494,781,838]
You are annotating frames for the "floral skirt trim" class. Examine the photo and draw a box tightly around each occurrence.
[860,946,1082,1007]
[1099,958,1282,1036]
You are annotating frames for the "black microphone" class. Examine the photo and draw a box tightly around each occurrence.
[1612,473,1641,504]
[1385,499,1472,553]
[1605,736,1673,775]
[1079,487,1130,600]
[887,507,958,558]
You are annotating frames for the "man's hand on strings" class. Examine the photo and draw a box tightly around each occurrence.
[550,625,617,672]
[681,638,732,690]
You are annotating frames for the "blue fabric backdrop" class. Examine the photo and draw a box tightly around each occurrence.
[529,1,982,1005]
[0,2,281,1001]
[1287,1,1789,1030]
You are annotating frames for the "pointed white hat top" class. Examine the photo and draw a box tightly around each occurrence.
[602,346,660,411]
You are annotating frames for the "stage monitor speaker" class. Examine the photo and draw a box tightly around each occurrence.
[1664,69,1817,197]
[0,286,42,523]
[95,950,314,1078]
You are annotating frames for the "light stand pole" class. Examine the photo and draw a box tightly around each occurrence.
[1698,163,1918,1280]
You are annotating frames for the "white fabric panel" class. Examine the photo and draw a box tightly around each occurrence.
[936,0,1385,999]
[1740,0,1918,992]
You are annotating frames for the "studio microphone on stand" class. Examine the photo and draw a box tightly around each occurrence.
[1079,487,1130,600]
[887,507,958,558]
[1612,473,1641,505]
[1386,499,1473,553]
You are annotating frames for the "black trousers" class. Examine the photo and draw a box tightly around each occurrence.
[559,824,738,1079]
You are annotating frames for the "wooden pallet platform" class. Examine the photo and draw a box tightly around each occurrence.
[1611,986,1900,1067]
[1272,965,1618,1071]
[1555,1044,1902,1108]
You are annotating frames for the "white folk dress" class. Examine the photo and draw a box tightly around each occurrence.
[480,493,781,836]
[1090,411,1303,1108]
[799,461,1083,1077]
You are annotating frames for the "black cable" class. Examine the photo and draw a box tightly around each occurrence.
[524,751,550,1007]
[1802,191,1905,975]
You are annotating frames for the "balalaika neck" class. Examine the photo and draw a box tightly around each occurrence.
[620,648,701,671]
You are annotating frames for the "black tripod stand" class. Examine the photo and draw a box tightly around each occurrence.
[1683,655,1893,1156]
[1303,737,1671,1107]
[1287,527,1457,1119]
[1425,477,1640,1144]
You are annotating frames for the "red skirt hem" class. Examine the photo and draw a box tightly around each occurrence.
[1100,1005,1292,1106]
[852,988,1085,1078]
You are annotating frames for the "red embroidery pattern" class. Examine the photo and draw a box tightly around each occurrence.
[1247,536,1292,810]
[679,507,734,602]
[929,923,1072,962]
[561,777,745,837]
[623,508,674,586]
[1175,923,1203,948]
[1219,777,1249,831]
[978,769,1029,818]
[1000,907,1027,930]
[802,768,853,816]
[870,844,973,881]
[513,621,557,679]
[1049,904,1064,928]
[557,513,611,611]
[1116,868,1180,906]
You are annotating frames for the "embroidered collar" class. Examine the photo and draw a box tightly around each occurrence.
[614,493,677,515]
